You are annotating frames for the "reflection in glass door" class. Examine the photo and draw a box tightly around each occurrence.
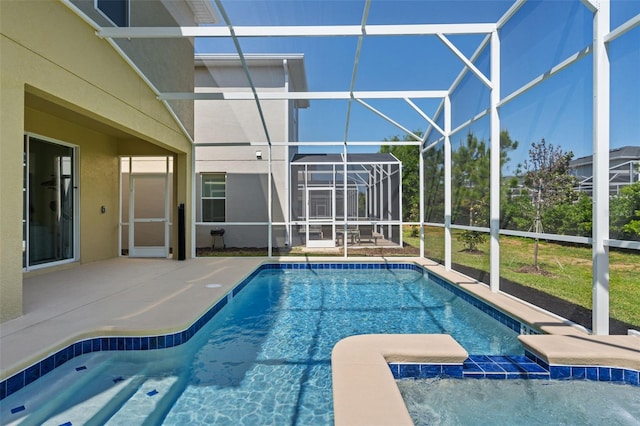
[23,135,77,268]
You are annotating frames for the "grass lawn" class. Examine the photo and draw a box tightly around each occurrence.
[405,226,640,329]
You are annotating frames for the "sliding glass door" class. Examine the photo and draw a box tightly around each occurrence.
[23,135,77,269]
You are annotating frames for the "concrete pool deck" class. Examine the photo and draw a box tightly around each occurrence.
[1,257,265,379]
[2,256,639,422]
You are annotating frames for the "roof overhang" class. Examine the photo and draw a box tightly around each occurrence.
[195,53,310,108]
[161,0,219,26]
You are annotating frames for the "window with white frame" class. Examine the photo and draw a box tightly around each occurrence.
[96,0,129,27]
[202,173,226,222]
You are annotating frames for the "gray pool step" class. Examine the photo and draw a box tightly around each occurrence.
[104,374,185,425]
[4,356,113,426]
[41,375,145,426]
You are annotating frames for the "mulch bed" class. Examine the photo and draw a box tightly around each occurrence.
[451,263,635,335]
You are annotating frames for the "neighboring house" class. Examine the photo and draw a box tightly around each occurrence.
[193,54,309,249]
[191,54,403,250]
[0,0,215,322]
[569,146,640,195]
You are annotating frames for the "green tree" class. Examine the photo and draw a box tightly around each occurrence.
[452,132,490,226]
[517,138,578,270]
[453,130,518,251]
[380,129,518,246]
[542,192,592,237]
[423,144,445,223]
[610,182,640,241]
[381,133,421,222]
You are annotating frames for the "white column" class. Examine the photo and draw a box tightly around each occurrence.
[489,30,501,292]
[372,166,380,218]
[191,146,196,258]
[592,0,610,335]
[283,59,291,248]
[419,150,425,258]
[444,96,452,270]
[387,164,392,238]
[368,172,372,218]
[398,163,404,247]
[379,166,384,226]
[268,144,273,257]
[343,147,348,257]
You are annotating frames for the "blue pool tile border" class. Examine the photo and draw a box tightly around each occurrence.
[391,355,550,381]
[425,271,540,336]
[0,289,231,401]
[524,350,640,386]
[2,262,638,401]
[392,353,639,387]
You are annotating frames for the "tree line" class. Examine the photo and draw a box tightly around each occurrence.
[381,131,640,246]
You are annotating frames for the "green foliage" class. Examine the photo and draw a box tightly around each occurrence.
[504,139,580,233]
[383,130,640,245]
[519,138,578,211]
[506,138,579,268]
[611,182,640,240]
[451,130,519,227]
[451,132,490,226]
[381,133,422,222]
[459,230,488,252]
[382,130,518,227]
[541,192,592,236]
[501,194,534,230]
[423,145,445,223]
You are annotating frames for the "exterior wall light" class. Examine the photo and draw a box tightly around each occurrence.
[256,150,262,160]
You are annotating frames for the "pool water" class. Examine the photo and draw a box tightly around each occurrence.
[3,267,522,425]
[397,377,640,425]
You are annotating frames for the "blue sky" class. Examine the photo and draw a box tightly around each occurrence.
[196,0,639,167]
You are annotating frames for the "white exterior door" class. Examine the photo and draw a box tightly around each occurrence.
[306,187,335,248]
[129,174,169,257]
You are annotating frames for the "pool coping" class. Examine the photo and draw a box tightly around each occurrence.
[331,334,468,426]
[2,257,639,407]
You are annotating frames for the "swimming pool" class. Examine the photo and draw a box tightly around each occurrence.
[6,262,637,425]
[2,263,525,425]
[397,377,640,425]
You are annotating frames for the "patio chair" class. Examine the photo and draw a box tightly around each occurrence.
[337,225,360,244]
[357,225,382,245]
[308,225,324,239]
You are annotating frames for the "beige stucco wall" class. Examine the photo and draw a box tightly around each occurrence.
[24,107,120,263]
[0,0,194,322]
[70,0,196,138]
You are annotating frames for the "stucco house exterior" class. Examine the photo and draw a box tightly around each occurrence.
[191,54,403,250]
[0,0,216,322]
[193,54,309,249]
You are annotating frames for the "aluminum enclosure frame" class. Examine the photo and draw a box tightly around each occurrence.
[62,0,639,335]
